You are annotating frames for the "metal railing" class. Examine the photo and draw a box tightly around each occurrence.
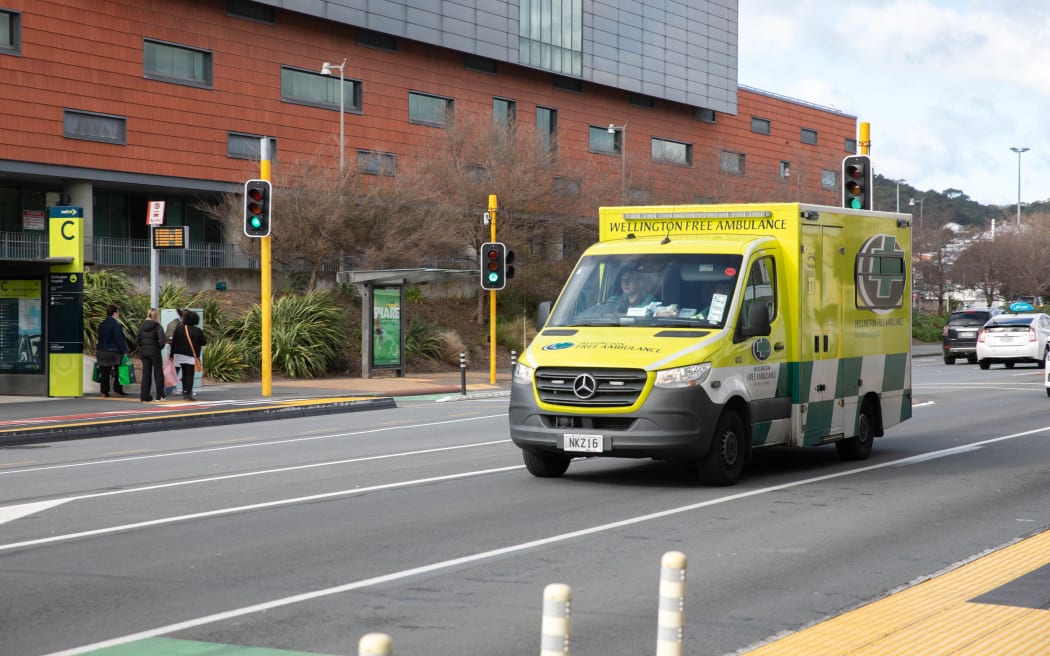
[0,231,475,273]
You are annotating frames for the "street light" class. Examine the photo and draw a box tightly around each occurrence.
[909,197,924,230]
[608,122,627,203]
[893,178,906,212]
[1010,146,1029,226]
[320,59,347,172]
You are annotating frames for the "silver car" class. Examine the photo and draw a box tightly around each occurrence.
[976,313,1050,370]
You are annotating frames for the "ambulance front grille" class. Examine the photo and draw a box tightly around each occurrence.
[534,367,648,407]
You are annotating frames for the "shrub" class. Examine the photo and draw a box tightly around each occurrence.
[912,312,947,342]
[201,336,250,382]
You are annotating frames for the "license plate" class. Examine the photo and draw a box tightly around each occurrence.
[958,330,975,338]
[563,433,603,452]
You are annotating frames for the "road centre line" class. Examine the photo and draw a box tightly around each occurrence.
[38,425,1050,656]
[0,414,509,477]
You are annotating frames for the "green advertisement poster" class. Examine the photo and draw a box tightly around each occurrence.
[372,287,401,368]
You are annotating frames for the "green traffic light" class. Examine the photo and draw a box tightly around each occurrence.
[487,272,500,282]
[250,216,262,228]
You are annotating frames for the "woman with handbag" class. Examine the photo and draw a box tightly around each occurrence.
[168,309,207,401]
[135,308,167,402]
[96,304,129,398]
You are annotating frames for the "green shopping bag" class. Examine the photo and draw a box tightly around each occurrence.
[118,355,136,386]
[91,361,102,383]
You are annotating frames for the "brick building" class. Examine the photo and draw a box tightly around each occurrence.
[0,0,857,266]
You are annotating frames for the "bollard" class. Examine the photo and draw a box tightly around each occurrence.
[511,349,518,373]
[460,351,467,395]
[359,632,393,656]
[655,551,687,656]
[540,583,572,656]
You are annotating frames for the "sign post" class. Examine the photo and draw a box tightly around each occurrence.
[147,201,166,309]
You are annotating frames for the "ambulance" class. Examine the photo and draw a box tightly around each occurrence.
[509,202,912,485]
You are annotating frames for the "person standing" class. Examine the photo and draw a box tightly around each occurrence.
[96,304,129,397]
[169,309,206,401]
[136,308,167,402]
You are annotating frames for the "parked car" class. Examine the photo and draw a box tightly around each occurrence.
[942,307,1002,364]
[976,312,1050,369]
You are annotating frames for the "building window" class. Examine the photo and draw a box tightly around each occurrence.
[519,0,583,76]
[720,151,745,176]
[845,137,858,153]
[780,161,791,179]
[590,125,619,155]
[629,94,654,108]
[751,117,771,135]
[227,0,275,23]
[652,138,692,166]
[64,110,126,145]
[357,150,397,176]
[409,91,453,127]
[0,10,21,55]
[143,40,213,87]
[358,28,397,51]
[228,133,277,160]
[694,107,716,123]
[552,76,582,92]
[537,106,558,153]
[553,176,580,195]
[821,169,837,189]
[465,55,497,74]
[801,128,818,145]
[493,97,516,128]
[281,66,362,112]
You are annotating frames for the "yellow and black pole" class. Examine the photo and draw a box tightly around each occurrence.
[488,194,498,384]
[260,140,273,396]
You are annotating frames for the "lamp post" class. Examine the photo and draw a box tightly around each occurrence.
[893,178,905,212]
[1010,146,1029,226]
[320,59,347,172]
[909,197,924,230]
[608,122,627,203]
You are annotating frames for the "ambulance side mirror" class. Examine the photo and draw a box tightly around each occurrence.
[536,301,552,330]
[740,302,771,338]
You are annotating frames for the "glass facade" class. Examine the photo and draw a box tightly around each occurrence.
[519,0,583,76]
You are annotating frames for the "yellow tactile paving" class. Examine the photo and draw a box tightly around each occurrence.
[745,530,1050,655]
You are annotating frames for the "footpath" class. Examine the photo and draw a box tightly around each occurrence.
[0,369,511,447]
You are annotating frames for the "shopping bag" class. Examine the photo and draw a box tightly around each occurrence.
[91,362,101,383]
[118,355,136,386]
[163,358,179,387]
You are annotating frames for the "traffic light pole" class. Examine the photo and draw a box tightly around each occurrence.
[260,139,273,396]
[488,194,498,385]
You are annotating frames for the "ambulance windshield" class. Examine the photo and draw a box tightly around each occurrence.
[548,253,742,328]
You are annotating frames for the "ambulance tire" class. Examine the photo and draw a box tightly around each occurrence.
[698,411,746,486]
[836,400,875,461]
[522,449,571,478]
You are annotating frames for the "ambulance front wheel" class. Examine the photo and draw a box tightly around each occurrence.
[698,411,746,486]
[522,449,571,478]
[836,400,875,461]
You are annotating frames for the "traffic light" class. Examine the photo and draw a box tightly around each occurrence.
[842,155,872,210]
[243,179,272,237]
[480,242,507,290]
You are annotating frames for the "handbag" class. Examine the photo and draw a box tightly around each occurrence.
[185,325,203,374]
[91,361,101,383]
[163,357,179,387]
[118,354,136,386]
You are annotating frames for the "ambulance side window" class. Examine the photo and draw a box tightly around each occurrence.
[742,257,776,325]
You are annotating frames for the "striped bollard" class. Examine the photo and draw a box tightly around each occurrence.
[540,582,572,656]
[511,349,518,375]
[358,632,392,656]
[460,351,467,395]
[656,551,687,656]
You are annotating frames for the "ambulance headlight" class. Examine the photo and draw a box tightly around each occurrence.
[655,363,711,389]
[513,362,535,384]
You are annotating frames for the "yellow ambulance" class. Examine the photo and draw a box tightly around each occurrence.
[509,202,912,485]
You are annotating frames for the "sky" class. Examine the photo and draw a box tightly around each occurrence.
[736,1,1049,208]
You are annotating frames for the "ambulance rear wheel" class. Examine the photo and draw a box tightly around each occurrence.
[698,411,746,486]
[836,401,875,461]
[522,449,571,478]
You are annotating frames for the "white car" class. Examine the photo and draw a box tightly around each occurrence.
[976,312,1050,370]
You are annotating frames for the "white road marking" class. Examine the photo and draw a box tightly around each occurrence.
[38,425,1050,656]
[0,498,70,524]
